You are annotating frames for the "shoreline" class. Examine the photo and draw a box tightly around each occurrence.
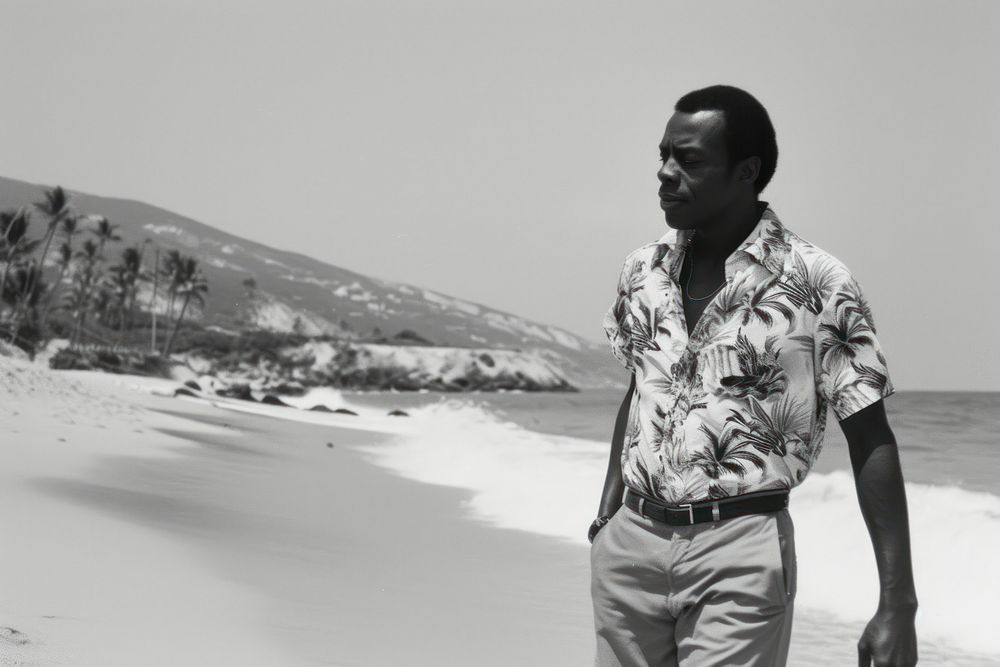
[2,363,597,665]
[139,401,598,666]
[2,361,994,665]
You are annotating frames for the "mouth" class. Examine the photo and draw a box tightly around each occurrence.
[659,192,687,203]
[659,194,686,208]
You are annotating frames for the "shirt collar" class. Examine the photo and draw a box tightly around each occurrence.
[654,202,789,279]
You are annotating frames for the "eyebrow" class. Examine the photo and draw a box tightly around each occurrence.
[659,144,703,154]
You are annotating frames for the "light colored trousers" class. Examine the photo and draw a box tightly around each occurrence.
[590,500,796,666]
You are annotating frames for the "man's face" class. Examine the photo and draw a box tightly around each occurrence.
[657,109,745,230]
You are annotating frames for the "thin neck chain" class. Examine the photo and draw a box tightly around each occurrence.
[684,234,727,301]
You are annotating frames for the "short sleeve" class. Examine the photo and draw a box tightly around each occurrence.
[602,253,636,373]
[813,272,895,421]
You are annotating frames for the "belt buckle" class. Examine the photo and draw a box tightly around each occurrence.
[676,502,694,525]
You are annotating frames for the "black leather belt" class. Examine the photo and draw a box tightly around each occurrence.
[624,487,789,526]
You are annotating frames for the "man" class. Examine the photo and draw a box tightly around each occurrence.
[589,85,918,667]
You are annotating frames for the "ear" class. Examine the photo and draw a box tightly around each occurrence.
[739,156,761,186]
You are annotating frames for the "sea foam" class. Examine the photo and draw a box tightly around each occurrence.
[354,398,1000,657]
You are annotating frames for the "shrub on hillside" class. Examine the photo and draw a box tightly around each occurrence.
[172,328,312,360]
[49,347,171,377]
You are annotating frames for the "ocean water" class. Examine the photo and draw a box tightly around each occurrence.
[310,386,1000,664]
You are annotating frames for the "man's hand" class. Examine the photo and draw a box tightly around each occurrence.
[840,400,919,667]
[857,602,918,666]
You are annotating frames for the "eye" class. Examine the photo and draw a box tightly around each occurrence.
[658,157,698,166]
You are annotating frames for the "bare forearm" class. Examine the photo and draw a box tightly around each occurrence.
[597,383,632,517]
[597,436,625,517]
[853,442,918,608]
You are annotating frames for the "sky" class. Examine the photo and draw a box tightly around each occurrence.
[1,0,997,391]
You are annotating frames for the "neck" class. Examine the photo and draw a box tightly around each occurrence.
[691,200,767,262]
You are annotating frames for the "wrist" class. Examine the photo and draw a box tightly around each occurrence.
[878,591,919,611]
[588,515,613,543]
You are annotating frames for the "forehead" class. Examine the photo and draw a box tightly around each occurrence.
[660,110,727,154]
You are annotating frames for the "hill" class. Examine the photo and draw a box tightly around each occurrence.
[0,175,624,389]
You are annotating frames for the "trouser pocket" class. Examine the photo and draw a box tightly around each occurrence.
[773,509,797,602]
[590,506,618,556]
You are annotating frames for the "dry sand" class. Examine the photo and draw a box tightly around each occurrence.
[0,355,595,666]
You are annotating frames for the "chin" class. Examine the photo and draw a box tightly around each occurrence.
[662,213,693,229]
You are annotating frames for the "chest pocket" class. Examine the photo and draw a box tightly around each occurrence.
[700,343,742,395]
[700,323,791,401]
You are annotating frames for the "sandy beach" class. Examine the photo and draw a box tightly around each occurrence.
[3,352,995,665]
[0,356,595,666]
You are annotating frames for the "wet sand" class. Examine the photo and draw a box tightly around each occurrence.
[1,361,594,665]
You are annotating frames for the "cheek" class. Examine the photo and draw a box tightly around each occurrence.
[697,168,738,197]
[684,182,720,210]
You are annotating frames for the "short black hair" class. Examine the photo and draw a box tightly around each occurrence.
[674,84,778,195]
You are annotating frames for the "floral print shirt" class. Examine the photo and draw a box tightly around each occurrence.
[602,203,896,505]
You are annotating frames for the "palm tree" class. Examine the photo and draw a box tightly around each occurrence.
[37,241,75,332]
[160,249,183,326]
[87,215,121,259]
[119,244,146,338]
[3,263,48,348]
[61,283,88,350]
[91,277,116,330]
[37,214,80,333]
[65,239,101,348]
[2,208,43,343]
[60,213,80,245]
[19,186,72,316]
[104,263,131,339]
[1,208,39,317]
[162,255,208,357]
[100,245,145,345]
[148,242,160,353]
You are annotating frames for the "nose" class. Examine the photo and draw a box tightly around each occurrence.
[658,156,679,183]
